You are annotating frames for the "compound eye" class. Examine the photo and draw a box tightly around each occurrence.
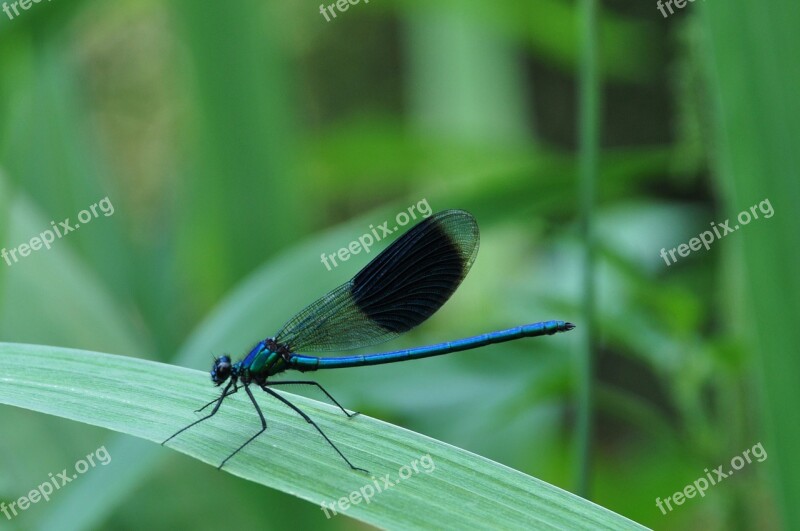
[211,356,232,385]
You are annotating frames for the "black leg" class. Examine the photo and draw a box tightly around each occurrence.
[217,384,268,470]
[163,380,234,445]
[264,380,358,418]
[261,385,368,473]
[195,382,239,413]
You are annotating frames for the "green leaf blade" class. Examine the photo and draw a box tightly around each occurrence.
[0,343,647,530]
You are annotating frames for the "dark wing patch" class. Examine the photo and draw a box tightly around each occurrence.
[274,210,479,352]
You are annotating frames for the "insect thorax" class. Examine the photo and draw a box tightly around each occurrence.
[241,338,292,381]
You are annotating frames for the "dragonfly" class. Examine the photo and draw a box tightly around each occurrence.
[162,209,574,472]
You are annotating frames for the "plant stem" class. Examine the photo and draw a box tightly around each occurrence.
[576,0,600,499]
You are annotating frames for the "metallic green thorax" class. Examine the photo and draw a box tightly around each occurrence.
[233,339,290,383]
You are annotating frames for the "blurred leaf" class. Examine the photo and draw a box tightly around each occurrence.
[703,0,800,528]
[388,0,660,82]
[0,194,146,357]
[170,0,305,310]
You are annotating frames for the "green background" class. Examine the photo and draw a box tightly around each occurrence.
[0,0,797,529]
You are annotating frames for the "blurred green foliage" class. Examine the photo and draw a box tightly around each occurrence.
[0,0,796,530]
